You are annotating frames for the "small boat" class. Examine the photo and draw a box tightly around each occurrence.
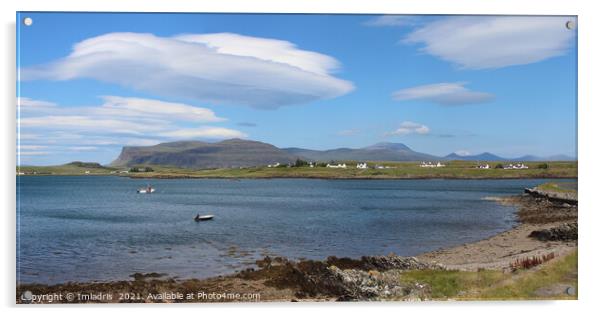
[194,214,214,222]
[137,187,155,194]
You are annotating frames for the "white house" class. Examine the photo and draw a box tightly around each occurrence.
[327,163,347,169]
[477,164,490,169]
[356,162,368,169]
[503,163,528,170]
[84,170,90,174]
[420,161,446,168]
[419,161,432,168]
[267,162,281,168]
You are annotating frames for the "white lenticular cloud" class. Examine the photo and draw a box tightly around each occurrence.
[18,97,57,108]
[176,33,341,76]
[17,96,248,152]
[404,16,576,69]
[18,151,50,156]
[387,121,430,136]
[19,115,163,135]
[21,32,354,109]
[97,96,225,122]
[392,82,494,105]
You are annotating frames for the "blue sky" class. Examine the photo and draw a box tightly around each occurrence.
[17,13,577,165]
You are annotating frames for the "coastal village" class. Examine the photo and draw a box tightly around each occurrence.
[17,159,542,176]
[264,160,530,170]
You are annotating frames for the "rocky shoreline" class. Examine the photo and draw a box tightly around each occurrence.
[17,184,578,303]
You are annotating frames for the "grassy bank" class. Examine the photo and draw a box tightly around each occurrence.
[126,161,577,179]
[536,181,578,193]
[16,161,577,179]
[17,162,117,175]
[398,251,577,300]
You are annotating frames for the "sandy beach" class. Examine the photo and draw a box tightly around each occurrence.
[418,222,576,271]
[418,194,577,271]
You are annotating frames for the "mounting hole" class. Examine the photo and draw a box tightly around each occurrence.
[565,20,575,30]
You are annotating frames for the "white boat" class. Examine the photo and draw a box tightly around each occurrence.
[194,214,214,222]
[137,187,155,194]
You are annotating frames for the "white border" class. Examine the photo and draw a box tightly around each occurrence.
[2,1,600,315]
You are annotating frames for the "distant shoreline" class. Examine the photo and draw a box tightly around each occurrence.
[15,173,578,180]
[16,160,578,180]
[126,174,578,180]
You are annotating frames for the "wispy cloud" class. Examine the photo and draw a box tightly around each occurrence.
[95,96,225,122]
[403,16,576,69]
[386,121,430,136]
[19,96,225,130]
[17,97,247,156]
[21,32,354,109]
[19,132,164,147]
[18,97,57,109]
[20,115,164,135]
[364,15,418,27]
[392,82,494,106]
[18,151,50,156]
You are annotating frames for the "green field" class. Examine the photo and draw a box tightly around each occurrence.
[125,160,577,179]
[17,161,118,175]
[17,160,577,179]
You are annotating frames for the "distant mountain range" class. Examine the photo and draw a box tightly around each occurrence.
[282,142,439,163]
[443,152,575,162]
[111,139,575,169]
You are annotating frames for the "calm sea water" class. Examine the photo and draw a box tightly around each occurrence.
[17,176,553,284]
